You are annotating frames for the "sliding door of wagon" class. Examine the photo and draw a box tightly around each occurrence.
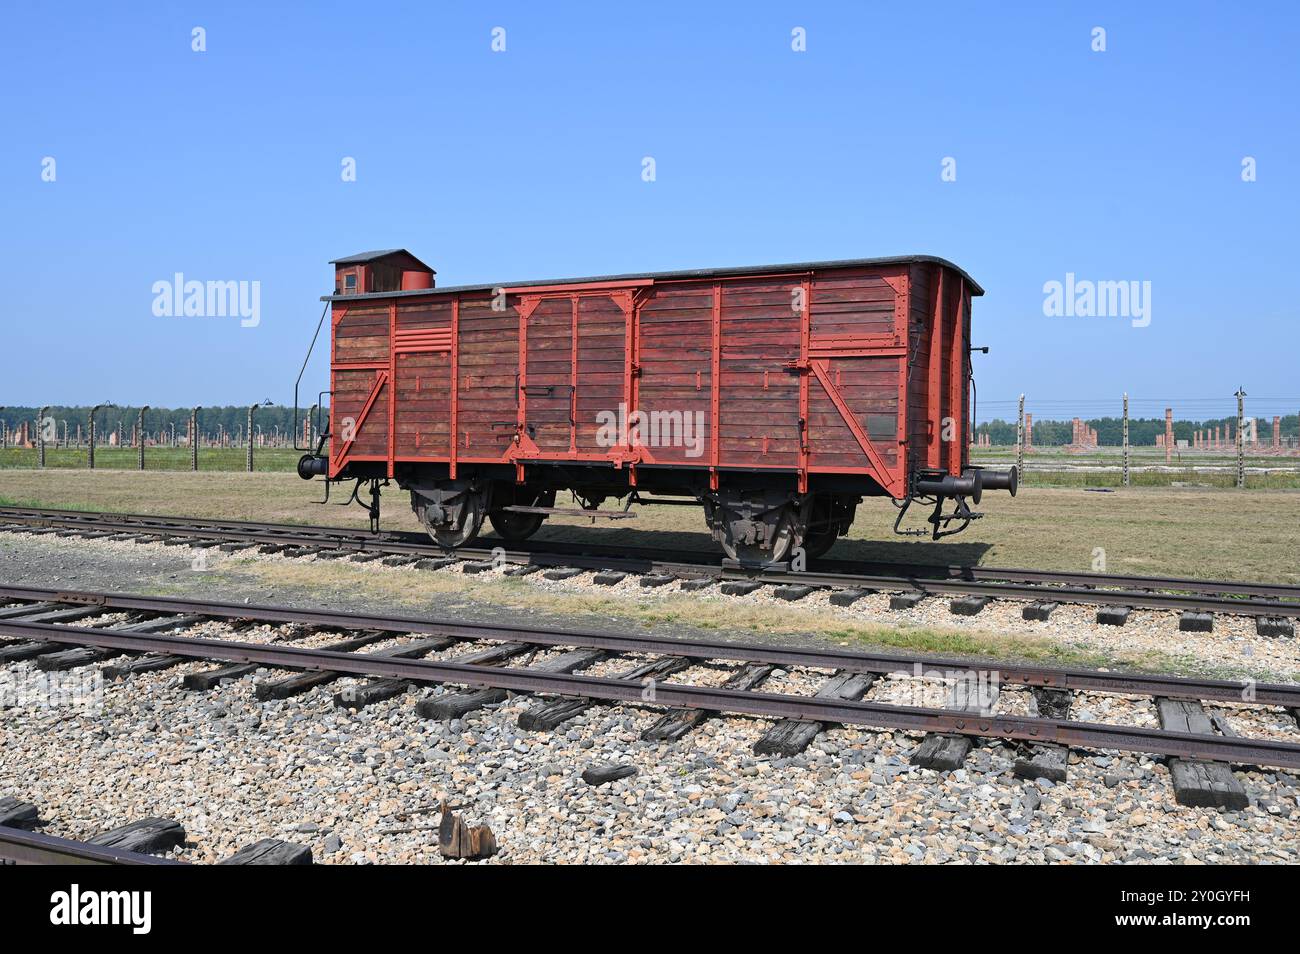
[521,297,574,454]
[574,295,627,455]
[806,271,903,495]
[519,294,628,458]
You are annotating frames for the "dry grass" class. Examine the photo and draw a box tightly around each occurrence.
[2,468,1292,678]
[1,469,1296,583]
[202,556,1211,677]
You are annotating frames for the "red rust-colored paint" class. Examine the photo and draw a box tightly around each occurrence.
[326,260,978,501]
[401,270,434,290]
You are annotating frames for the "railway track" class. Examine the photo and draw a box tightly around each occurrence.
[0,807,313,865]
[0,825,183,865]
[1,505,1298,630]
[2,584,1299,813]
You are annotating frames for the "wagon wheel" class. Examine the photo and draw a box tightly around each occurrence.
[487,487,552,542]
[414,489,486,550]
[799,496,842,560]
[800,524,838,560]
[718,508,797,564]
[488,510,546,542]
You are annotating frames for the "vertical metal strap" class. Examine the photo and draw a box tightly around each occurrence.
[623,291,636,455]
[570,295,579,454]
[948,278,966,474]
[517,299,530,440]
[450,296,460,479]
[710,283,721,488]
[387,301,397,477]
[798,277,811,493]
[928,267,944,469]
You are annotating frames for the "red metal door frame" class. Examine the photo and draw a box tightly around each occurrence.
[330,369,388,478]
[507,282,649,481]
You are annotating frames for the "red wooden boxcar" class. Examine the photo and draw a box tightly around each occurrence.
[300,250,1016,561]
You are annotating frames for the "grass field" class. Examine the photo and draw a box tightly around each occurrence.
[1,469,1297,584]
[0,447,301,472]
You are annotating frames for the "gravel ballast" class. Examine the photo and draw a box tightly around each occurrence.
[1,530,1298,864]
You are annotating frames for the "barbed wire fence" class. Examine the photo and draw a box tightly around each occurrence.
[974,393,1300,488]
[0,404,322,473]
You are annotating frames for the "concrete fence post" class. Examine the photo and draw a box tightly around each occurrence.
[1164,408,1173,466]
[1016,393,1025,479]
[247,404,257,473]
[1122,393,1130,487]
[38,406,49,468]
[1235,389,1246,489]
[190,407,201,472]
[87,404,107,469]
[138,406,149,470]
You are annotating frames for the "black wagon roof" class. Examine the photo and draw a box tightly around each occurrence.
[323,254,983,301]
[330,249,435,271]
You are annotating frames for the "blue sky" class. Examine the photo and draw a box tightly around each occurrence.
[3,1,1297,421]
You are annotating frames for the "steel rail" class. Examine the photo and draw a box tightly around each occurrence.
[0,825,184,865]
[746,569,1300,618]
[1,615,1298,770]
[1,584,1297,708]
[5,504,1300,598]
[4,502,1299,594]
[0,507,713,575]
[3,506,1299,613]
[5,504,1300,600]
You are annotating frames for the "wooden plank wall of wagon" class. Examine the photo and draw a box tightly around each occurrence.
[523,297,575,454]
[807,272,900,472]
[333,304,390,364]
[575,295,627,454]
[635,286,714,465]
[394,299,453,459]
[906,263,936,471]
[718,280,801,468]
[332,304,391,460]
[456,296,519,460]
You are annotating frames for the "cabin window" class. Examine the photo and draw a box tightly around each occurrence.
[344,274,357,291]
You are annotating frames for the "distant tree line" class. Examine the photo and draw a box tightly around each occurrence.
[975,415,1300,446]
